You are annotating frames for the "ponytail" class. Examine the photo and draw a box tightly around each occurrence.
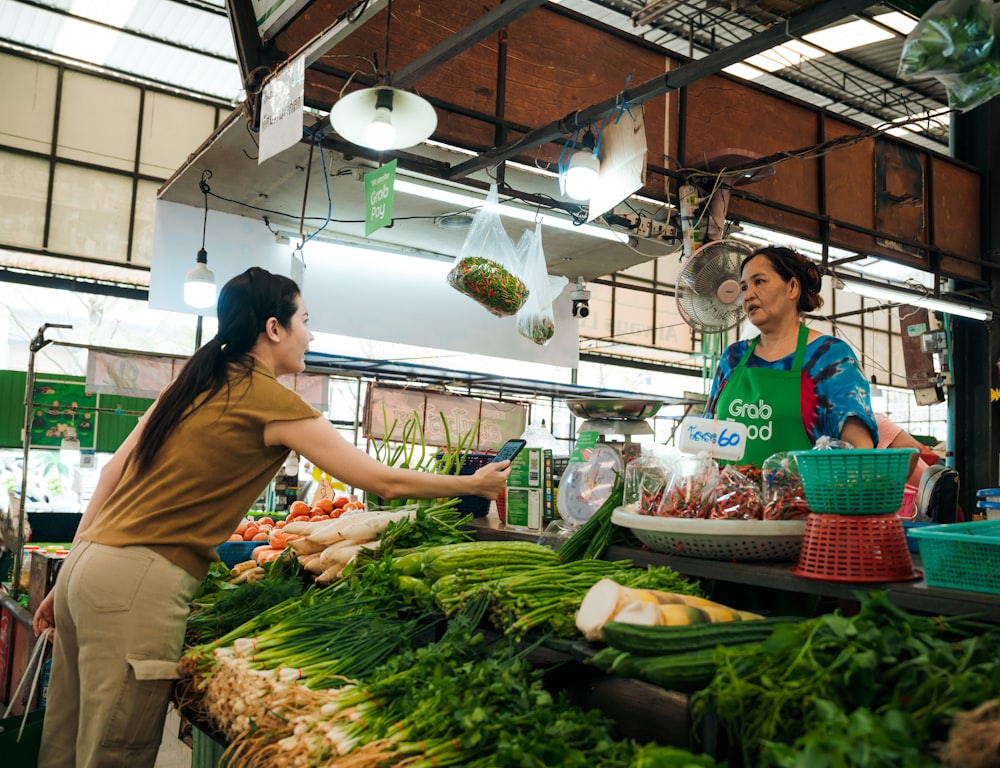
[133,267,301,472]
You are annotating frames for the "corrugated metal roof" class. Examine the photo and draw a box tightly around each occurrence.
[1,0,952,147]
[0,0,240,101]
[564,0,950,150]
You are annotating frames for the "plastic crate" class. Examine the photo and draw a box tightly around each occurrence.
[790,513,920,582]
[456,452,493,518]
[215,540,263,568]
[790,448,917,515]
[908,520,1000,595]
[902,521,935,553]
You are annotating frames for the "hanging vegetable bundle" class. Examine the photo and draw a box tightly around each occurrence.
[514,222,567,345]
[446,184,529,316]
[897,0,1000,112]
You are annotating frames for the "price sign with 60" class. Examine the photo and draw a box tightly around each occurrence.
[677,416,747,461]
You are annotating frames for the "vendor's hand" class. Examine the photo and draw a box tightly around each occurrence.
[471,460,512,500]
[33,590,56,637]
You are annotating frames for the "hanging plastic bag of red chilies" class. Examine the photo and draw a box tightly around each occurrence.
[514,223,568,345]
[657,452,719,518]
[447,184,529,317]
[711,464,764,520]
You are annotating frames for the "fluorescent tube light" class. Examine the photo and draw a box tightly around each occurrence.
[840,277,992,321]
[393,178,621,242]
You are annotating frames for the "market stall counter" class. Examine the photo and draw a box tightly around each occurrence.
[469,518,1000,623]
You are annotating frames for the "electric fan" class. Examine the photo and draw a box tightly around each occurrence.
[675,239,755,333]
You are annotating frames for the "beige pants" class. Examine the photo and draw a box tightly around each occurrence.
[38,540,200,768]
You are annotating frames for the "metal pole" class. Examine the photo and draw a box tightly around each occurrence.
[14,323,72,601]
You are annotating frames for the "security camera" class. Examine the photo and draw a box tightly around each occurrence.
[570,276,590,318]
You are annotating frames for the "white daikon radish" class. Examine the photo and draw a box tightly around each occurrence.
[289,537,326,556]
[307,511,384,546]
[315,563,344,585]
[319,538,366,569]
[281,520,318,536]
[297,552,326,575]
[336,509,417,541]
[335,539,382,567]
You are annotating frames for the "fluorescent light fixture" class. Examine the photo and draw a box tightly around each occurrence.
[393,178,621,242]
[840,277,992,321]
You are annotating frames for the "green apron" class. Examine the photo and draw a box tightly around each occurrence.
[715,324,813,466]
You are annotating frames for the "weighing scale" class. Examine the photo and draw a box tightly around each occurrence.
[567,398,663,466]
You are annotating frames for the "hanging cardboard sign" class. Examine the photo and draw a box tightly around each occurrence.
[258,55,305,164]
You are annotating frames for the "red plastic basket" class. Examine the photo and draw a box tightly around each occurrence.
[790,513,921,582]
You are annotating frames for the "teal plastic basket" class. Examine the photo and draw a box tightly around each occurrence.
[789,448,917,515]
[908,520,1000,595]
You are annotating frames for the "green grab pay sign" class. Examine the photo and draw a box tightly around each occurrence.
[364,160,396,235]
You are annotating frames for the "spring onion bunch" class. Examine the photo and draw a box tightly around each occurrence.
[558,474,639,562]
[223,602,721,768]
[432,559,702,639]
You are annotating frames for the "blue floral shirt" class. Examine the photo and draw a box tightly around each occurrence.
[705,335,878,446]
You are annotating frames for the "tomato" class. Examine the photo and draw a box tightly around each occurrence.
[332,496,350,509]
[243,524,260,541]
[251,531,269,541]
[234,518,249,537]
[315,498,334,514]
[289,500,311,518]
[275,519,287,528]
[309,514,329,522]
[257,516,274,527]
[227,534,243,542]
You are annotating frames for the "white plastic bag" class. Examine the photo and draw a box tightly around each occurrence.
[446,184,529,317]
[514,223,567,345]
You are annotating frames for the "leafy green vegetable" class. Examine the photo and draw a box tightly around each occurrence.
[690,591,1000,766]
[898,0,995,77]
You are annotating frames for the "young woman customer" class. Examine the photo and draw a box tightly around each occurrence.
[32,267,512,768]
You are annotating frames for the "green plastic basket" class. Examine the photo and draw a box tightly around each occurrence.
[908,520,1000,595]
[789,448,917,515]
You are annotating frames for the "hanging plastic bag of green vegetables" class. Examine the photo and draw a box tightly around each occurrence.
[897,0,996,78]
[446,184,529,317]
[513,222,568,345]
[934,20,1000,112]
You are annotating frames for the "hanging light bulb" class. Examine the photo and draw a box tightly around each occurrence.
[185,248,216,308]
[364,89,397,150]
[184,171,217,309]
[564,128,601,201]
[329,87,436,151]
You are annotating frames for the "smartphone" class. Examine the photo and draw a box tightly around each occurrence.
[491,438,527,464]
